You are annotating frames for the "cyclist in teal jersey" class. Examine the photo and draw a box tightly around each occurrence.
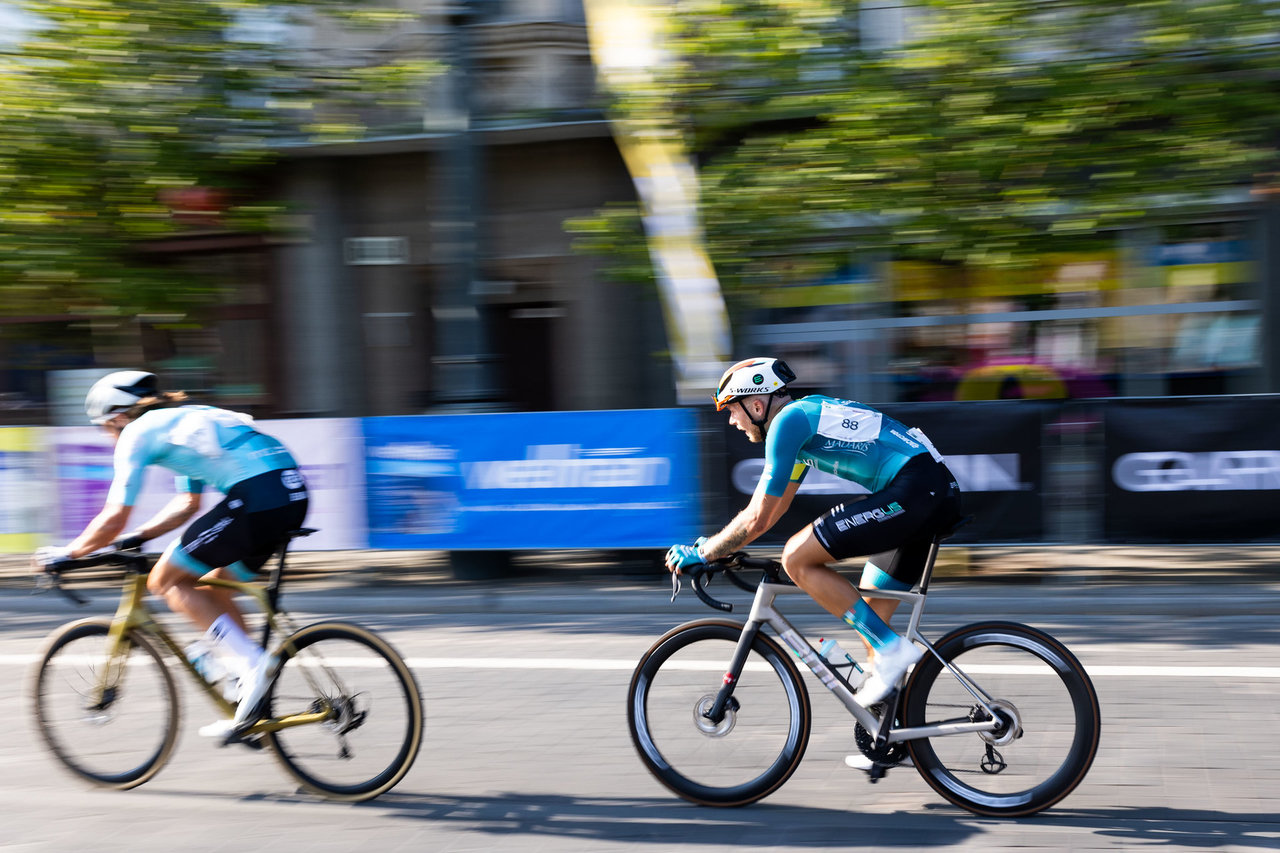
[665,358,962,739]
[32,370,308,739]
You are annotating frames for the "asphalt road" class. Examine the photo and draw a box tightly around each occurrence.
[1,576,1278,853]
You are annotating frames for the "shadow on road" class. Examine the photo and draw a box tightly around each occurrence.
[1005,805,1279,848]
[334,791,985,847]
[238,789,1276,848]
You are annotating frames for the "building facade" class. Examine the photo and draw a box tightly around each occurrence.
[4,1,1279,425]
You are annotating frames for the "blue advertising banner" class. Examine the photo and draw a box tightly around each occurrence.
[364,409,700,549]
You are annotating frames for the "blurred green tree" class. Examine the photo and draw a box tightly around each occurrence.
[0,0,439,320]
[573,0,1280,295]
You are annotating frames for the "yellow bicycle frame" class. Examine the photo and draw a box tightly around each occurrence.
[96,572,332,735]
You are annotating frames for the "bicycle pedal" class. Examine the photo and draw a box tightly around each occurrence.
[235,735,266,752]
[868,763,887,783]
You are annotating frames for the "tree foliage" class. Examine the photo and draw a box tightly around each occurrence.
[576,0,1280,295]
[0,0,439,318]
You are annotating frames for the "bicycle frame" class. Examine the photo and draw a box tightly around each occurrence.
[705,551,1006,747]
[94,571,332,737]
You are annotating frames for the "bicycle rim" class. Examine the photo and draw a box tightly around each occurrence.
[903,621,1100,817]
[33,619,179,789]
[628,620,810,807]
[264,623,423,802]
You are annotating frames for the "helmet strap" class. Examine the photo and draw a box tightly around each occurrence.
[737,394,777,435]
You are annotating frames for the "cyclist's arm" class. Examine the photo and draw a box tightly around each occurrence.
[66,427,147,556]
[698,479,801,562]
[129,491,203,542]
[699,404,812,561]
[66,503,133,558]
[65,422,201,557]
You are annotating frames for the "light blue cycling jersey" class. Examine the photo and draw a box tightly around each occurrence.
[107,405,298,507]
[759,395,936,497]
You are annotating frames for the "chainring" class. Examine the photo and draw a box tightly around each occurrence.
[854,716,909,766]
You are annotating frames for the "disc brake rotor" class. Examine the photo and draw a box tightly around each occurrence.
[693,694,735,737]
[979,699,1023,747]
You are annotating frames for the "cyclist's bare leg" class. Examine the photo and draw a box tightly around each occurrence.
[147,555,249,633]
[860,550,903,639]
[198,568,252,632]
[781,528,899,658]
[780,528,859,615]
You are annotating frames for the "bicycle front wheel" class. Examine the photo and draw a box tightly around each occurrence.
[264,622,423,802]
[33,618,179,789]
[903,621,1100,817]
[628,619,811,807]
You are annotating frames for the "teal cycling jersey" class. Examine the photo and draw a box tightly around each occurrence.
[107,405,298,507]
[760,395,937,497]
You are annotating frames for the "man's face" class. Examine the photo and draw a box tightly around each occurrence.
[726,398,765,444]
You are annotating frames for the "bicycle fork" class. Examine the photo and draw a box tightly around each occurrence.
[90,575,156,713]
[702,621,763,723]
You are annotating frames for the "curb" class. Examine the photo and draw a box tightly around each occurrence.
[6,577,1280,617]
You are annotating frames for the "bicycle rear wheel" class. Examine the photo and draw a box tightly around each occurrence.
[263,622,423,802]
[628,619,811,807]
[33,618,179,789]
[902,621,1100,817]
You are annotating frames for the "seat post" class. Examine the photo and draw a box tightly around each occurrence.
[267,543,287,612]
[917,537,942,596]
[917,514,971,595]
[260,531,304,648]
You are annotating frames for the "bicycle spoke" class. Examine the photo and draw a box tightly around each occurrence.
[265,624,422,801]
[34,621,178,788]
[904,622,1100,817]
[629,620,810,807]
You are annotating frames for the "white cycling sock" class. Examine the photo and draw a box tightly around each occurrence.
[207,613,264,674]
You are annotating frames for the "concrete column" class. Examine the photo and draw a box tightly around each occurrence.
[433,1,499,408]
[1260,205,1280,393]
[275,161,365,416]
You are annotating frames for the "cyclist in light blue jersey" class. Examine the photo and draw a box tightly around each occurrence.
[33,370,309,740]
[665,358,962,738]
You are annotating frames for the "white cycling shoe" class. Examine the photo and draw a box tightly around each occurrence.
[855,636,923,708]
[199,653,279,741]
[845,752,914,772]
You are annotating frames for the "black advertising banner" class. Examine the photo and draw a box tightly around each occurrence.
[1103,396,1280,542]
[721,400,1050,545]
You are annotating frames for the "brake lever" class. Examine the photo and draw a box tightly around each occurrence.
[670,570,681,603]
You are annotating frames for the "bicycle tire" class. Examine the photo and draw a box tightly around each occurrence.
[263,622,423,802]
[902,621,1100,817]
[33,618,180,789]
[628,619,811,807]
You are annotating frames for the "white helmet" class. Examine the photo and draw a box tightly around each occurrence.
[85,370,159,425]
[714,357,796,411]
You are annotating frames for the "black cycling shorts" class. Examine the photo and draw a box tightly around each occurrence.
[174,469,309,580]
[811,454,961,587]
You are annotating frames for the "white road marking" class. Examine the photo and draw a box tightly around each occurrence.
[4,653,1279,677]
